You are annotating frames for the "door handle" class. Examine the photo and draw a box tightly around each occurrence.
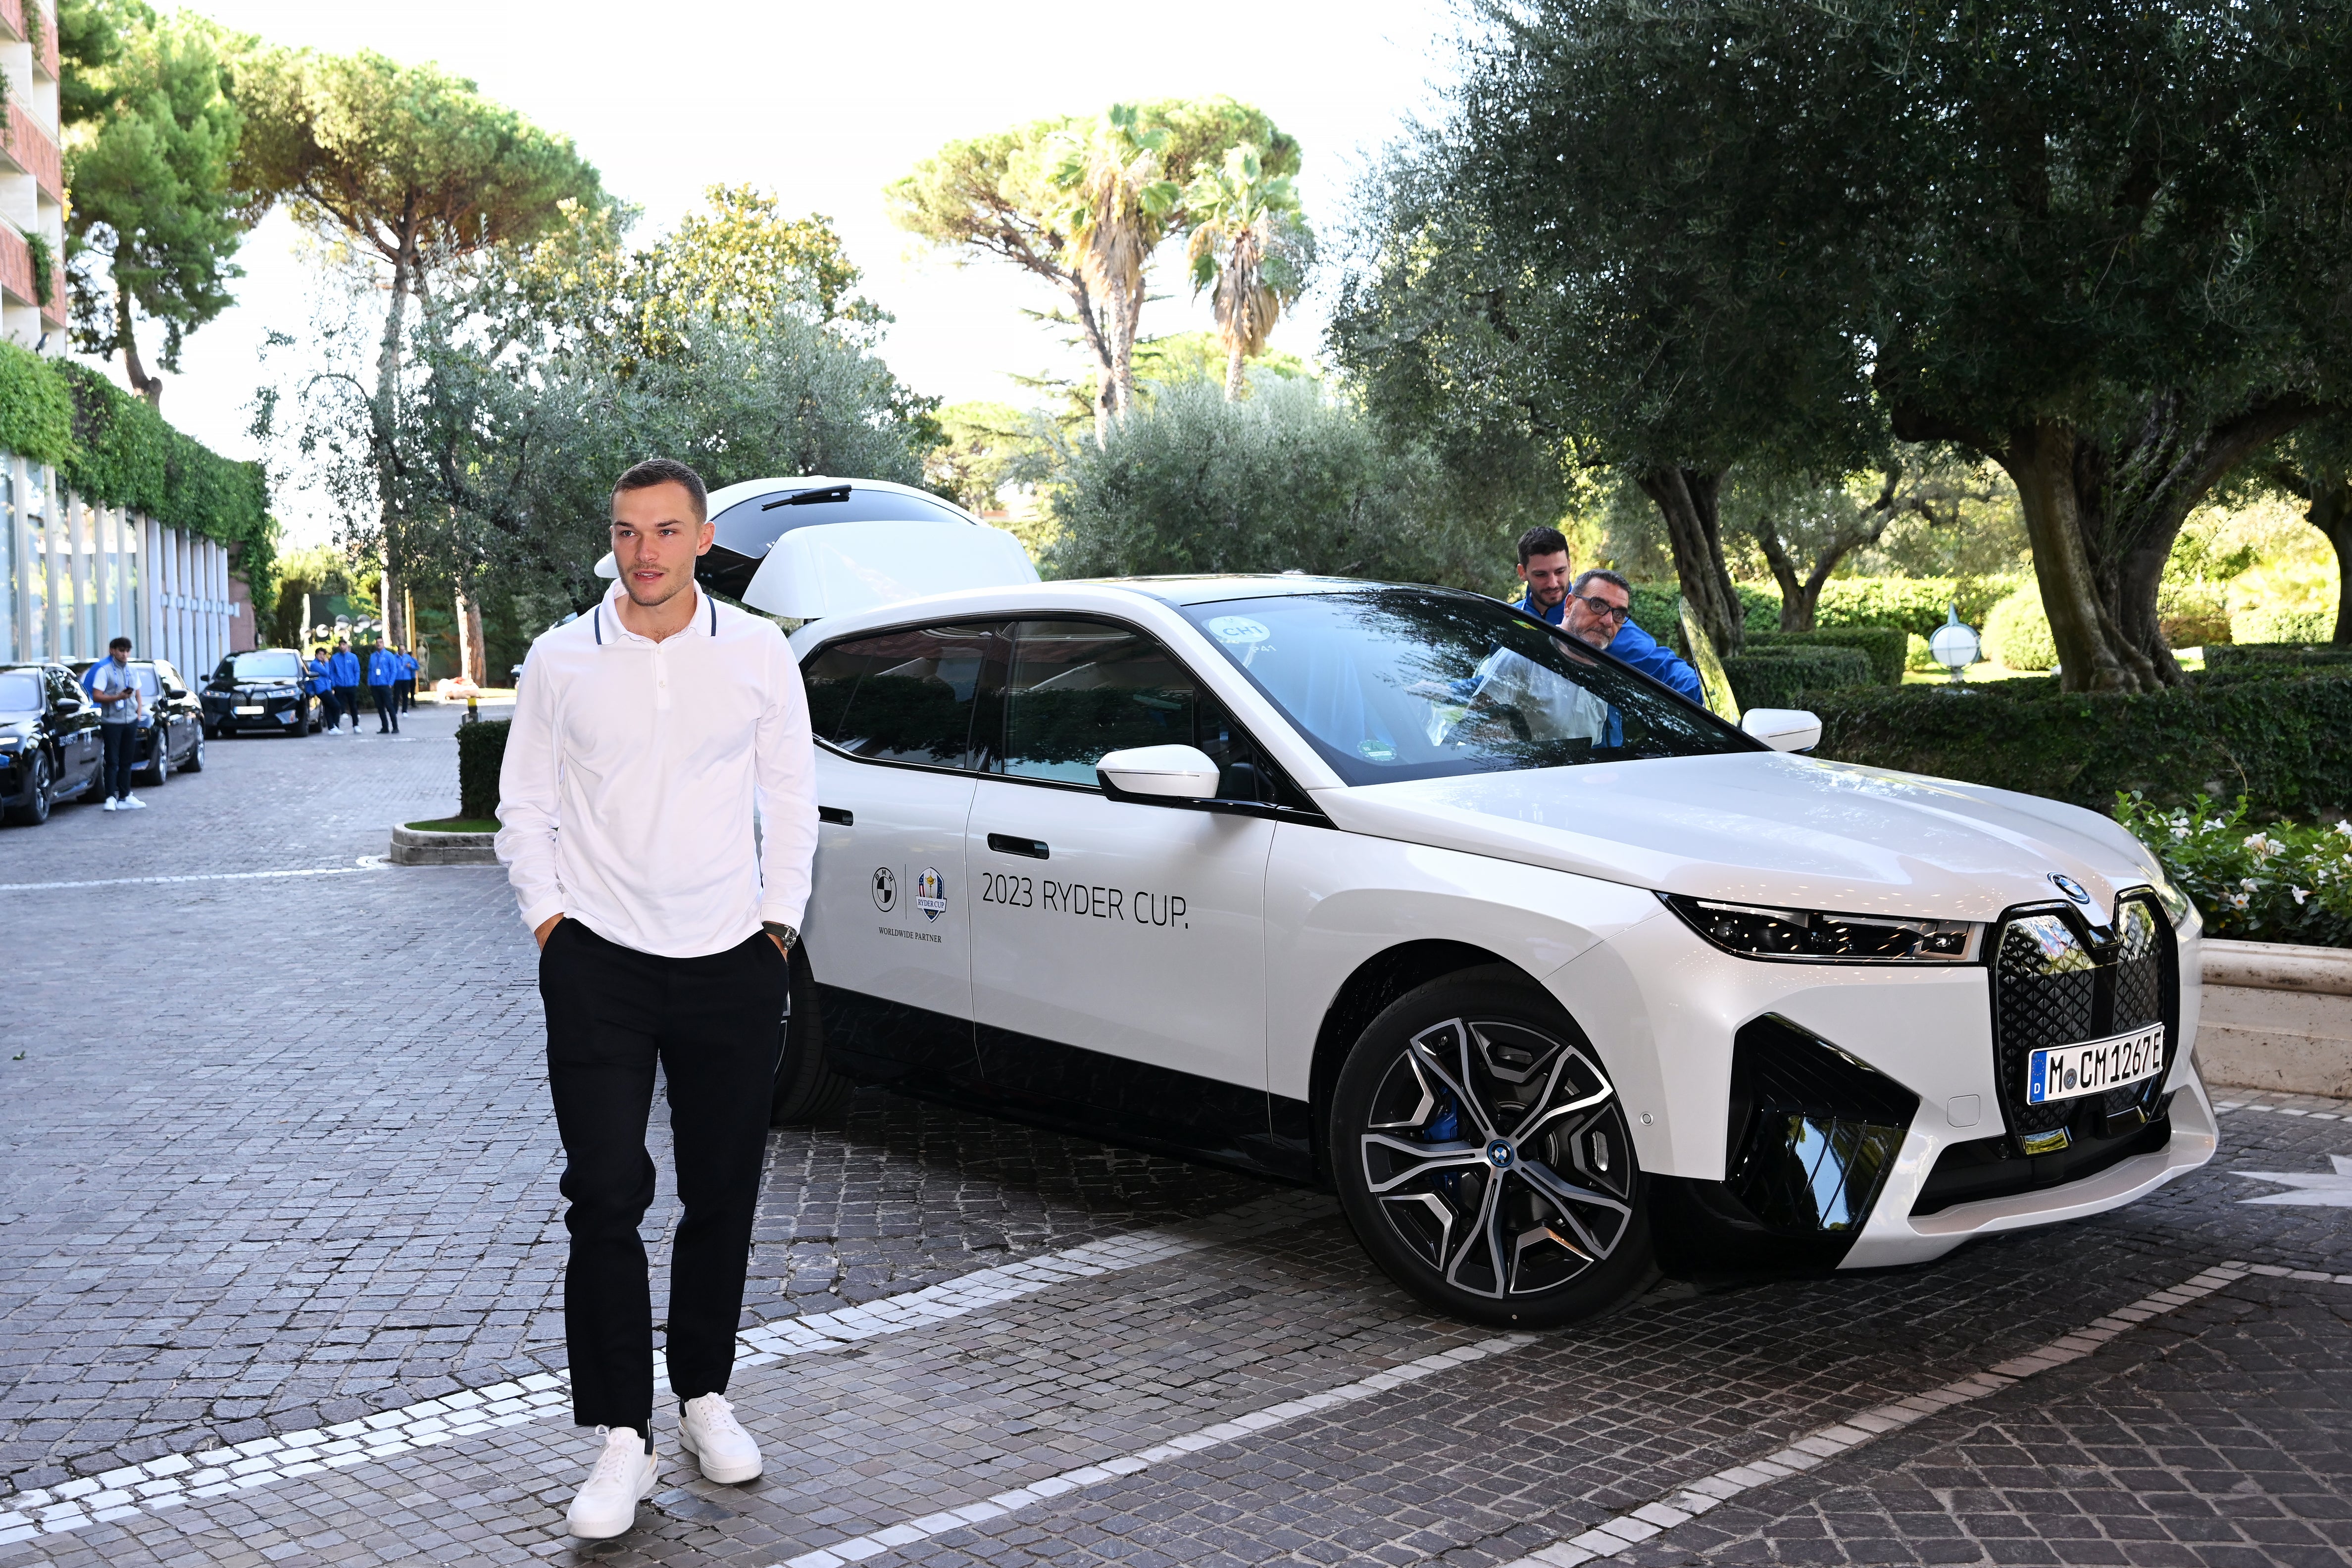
[818,806,853,826]
[987,833,1050,860]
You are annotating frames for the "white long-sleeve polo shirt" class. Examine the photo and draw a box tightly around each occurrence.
[495,581,818,959]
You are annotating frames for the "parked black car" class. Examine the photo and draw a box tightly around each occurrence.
[0,662,104,825]
[200,648,320,737]
[67,657,207,785]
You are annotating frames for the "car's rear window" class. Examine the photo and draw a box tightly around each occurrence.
[1180,588,1755,786]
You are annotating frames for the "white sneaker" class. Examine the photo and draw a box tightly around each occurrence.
[565,1426,656,1539]
[102,798,118,811]
[678,1393,762,1483]
[120,796,145,810]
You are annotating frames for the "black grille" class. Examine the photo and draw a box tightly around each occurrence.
[1990,894,2176,1146]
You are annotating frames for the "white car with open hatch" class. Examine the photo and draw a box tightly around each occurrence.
[661,476,2217,1328]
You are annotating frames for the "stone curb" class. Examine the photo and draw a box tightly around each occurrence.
[2199,939,2352,1098]
[2202,936,2352,996]
[386,824,497,866]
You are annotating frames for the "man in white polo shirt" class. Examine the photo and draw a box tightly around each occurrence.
[497,456,818,1540]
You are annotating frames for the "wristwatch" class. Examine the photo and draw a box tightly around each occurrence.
[761,921,799,951]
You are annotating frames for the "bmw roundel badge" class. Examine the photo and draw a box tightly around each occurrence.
[2050,873,2093,904]
[1485,1138,1515,1170]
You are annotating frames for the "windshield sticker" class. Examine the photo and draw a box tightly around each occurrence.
[1205,615,1270,644]
[916,867,948,922]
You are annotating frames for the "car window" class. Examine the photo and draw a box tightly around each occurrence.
[983,621,1239,789]
[0,671,40,710]
[1179,588,1756,786]
[231,651,305,682]
[803,622,999,769]
[155,661,183,691]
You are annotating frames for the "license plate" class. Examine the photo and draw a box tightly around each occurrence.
[234,705,264,715]
[2027,1023,2165,1105]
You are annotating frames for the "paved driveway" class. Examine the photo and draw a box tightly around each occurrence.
[0,703,2343,1567]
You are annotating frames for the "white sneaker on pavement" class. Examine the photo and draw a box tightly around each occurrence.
[102,798,118,811]
[678,1393,762,1483]
[565,1426,656,1539]
[119,795,145,810]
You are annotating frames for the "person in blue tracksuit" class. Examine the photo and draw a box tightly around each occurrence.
[366,644,402,734]
[395,646,419,711]
[1510,526,1703,702]
[329,641,362,734]
[306,648,337,732]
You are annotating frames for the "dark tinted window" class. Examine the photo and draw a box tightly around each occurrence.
[804,623,998,768]
[1180,589,1754,786]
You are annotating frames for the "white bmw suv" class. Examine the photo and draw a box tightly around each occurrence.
[673,481,2218,1327]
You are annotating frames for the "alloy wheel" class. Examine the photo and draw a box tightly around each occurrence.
[1357,1014,1636,1300]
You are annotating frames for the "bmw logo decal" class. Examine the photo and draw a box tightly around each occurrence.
[2050,873,2093,905]
[872,866,898,913]
[1486,1139,1516,1170]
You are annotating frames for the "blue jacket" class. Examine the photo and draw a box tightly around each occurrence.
[330,650,361,686]
[396,652,418,679]
[305,658,332,695]
[367,649,401,687]
[1515,594,1705,703]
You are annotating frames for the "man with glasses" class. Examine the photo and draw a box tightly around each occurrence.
[1510,529,1702,702]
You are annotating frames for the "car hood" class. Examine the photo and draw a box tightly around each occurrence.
[1312,752,2166,923]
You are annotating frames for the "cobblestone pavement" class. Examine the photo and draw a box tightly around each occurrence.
[0,707,2345,1566]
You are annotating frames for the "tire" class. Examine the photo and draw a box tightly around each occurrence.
[141,730,171,787]
[5,751,51,825]
[1329,965,1658,1328]
[180,730,204,773]
[770,943,854,1125]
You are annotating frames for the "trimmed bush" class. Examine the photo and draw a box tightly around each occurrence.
[1745,626,1908,687]
[1905,632,1936,672]
[2233,607,2336,645]
[1983,587,2057,670]
[458,718,511,821]
[1723,645,1873,709]
[1810,670,2352,816]
[1811,575,2020,636]
[0,341,74,465]
[2204,643,2352,672]
[2156,582,2232,649]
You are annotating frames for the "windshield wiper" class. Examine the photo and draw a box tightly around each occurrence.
[760,484,852,510]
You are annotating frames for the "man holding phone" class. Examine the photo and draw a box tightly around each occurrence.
[497,456,818,1539]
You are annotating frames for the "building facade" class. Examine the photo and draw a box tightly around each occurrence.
[0,0,65,354]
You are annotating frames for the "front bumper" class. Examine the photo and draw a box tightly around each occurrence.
[1547,895,2213,1267]
[206,695,306,730]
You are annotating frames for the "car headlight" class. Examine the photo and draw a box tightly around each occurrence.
[1660,892,1983,962]
[0,735,17,750]
[2140,873,2195,929]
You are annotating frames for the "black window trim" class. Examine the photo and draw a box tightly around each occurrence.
[803,611,1331,826]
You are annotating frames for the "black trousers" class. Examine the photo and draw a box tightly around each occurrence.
[334,686,359,727]
[539,919,787,1433]
[397,678,415,711]
[370,685,398,731]
[100,723,137,799]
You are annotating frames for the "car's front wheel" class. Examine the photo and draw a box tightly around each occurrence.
[141,730,171,787]
[180,730,204,772]
[770,943,854,1125]
[1330,966,1656,1327]
[5,751,51,825]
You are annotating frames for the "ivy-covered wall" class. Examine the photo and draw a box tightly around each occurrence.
[0,343,277,616]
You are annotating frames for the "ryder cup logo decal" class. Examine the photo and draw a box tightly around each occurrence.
[916,867,947,923]
[2050,873,2093,905]
[871,866,898,913]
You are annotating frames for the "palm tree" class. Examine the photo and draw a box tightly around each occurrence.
[1047,104,1180,437]
[1181,144,1311,400]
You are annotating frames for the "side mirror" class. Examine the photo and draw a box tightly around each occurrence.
[1096,744,1221,802]
[1741,708,1822,754]
[164,685,186,700]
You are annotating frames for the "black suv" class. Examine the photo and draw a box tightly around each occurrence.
[0,663,104,825]
[67,658,207,786]
[200,648,320,737]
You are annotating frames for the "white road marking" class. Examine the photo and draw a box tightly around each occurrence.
[1499,1262,2279,1567]
[2215,1098,2344,1121]
[2230,1154,2352,1206]
[776,1334,1537,1568]
[0,1191,1334,1545]
[0,859,389,893]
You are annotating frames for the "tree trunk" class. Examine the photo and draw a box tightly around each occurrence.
[1994,421,2152,691]
[1636,466,1743,657]
[115,275,161,406]
[372,210,419,650]
[1753,521,1814,632]
[2307,475,2352,645]
[1224,341,1246,402]
[456,587,487,686]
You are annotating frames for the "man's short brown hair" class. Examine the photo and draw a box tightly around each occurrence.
[1517,525,1570,565]
[613,457,708,522]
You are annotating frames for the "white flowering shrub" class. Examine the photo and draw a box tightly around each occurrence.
[2115,791,2352,948]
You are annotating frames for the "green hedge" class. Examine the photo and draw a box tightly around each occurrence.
[0,341,73,465]
[1629,575,2024,654]
[0,350,276,617]
[2206,642,2352,670]
[1723,645,1874,709]
[1811,670,2352,815]
[1745,626,1907,686]
[458,718,511,821]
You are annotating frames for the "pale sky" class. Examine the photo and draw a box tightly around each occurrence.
[113,0,1455,544]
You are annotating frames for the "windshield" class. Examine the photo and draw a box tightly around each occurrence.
[0,671,39,711]
[231,651,304,682]
[1180,589,1756,785]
